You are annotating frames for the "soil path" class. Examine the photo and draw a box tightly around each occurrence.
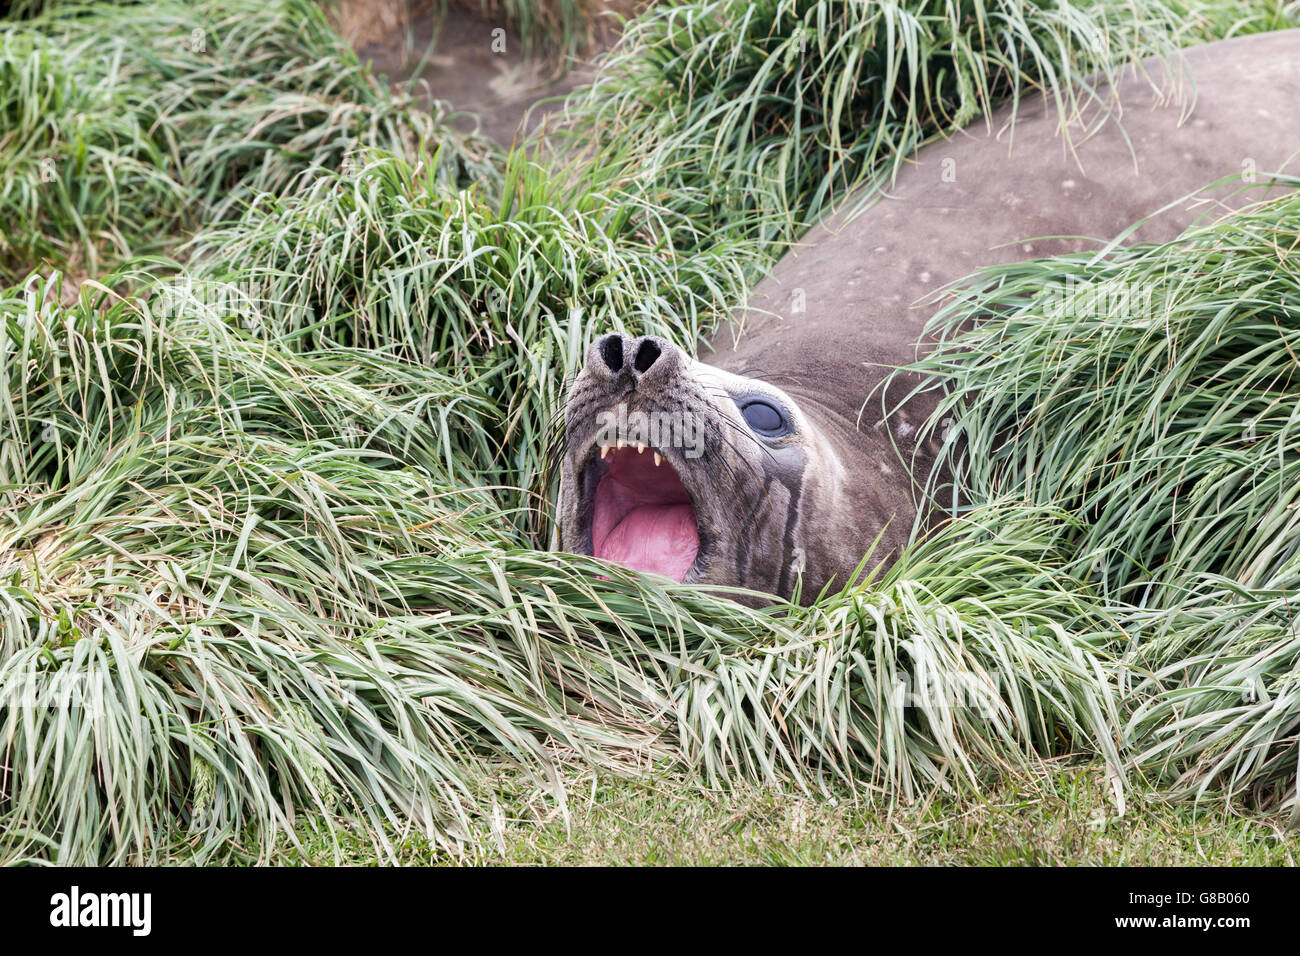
[335,1,628,145]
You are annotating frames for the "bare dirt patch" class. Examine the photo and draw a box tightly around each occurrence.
[328,0,636,145]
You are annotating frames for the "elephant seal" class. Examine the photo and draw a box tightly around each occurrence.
[558,30,1300,601]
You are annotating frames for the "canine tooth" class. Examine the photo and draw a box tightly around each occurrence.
[653,452,662,467]
[599,445,610,460]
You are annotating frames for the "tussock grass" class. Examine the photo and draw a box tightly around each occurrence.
[560,0,1195,255]
[4,0,1297,863]
[186,146,756,520]
[912,181,1300,813]
[673,506,1127,804]
[462,0,602,58]
[1120,579,1300,811]
[917,183,1300,599]
[1170,0,1300,39]
[0,28,188,278]
[0,0,496,282]
[0,271,738,861]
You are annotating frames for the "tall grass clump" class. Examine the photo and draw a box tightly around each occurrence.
[672,505,1128,805]
[461,0,604,59]
[1119,576,1300,811]
[186,146,757,521]
[1169,0,1300,39]
[0,0,497,282]
[0,28,189,279]
[911,179,1300,810]
[0,267,1146,861]
[0,269,701,862]
[7,0,1298,862]
[561,0,1192,257]
[916,181,1300,600]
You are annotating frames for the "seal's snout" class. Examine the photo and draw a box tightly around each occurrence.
[587,333,679,386]
[562,332,702,584]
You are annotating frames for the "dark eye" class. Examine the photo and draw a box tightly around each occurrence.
[739,400,789,435]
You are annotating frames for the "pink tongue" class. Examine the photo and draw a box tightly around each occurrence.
[596,504,698,580]
[591,447,699,581]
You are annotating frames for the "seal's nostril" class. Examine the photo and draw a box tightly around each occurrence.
[599,335,624,373]
[634,338,661,374]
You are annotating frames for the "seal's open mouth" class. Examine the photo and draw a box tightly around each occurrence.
[584,444,699,581]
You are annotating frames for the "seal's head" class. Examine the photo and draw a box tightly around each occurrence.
[557,333,873,601]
